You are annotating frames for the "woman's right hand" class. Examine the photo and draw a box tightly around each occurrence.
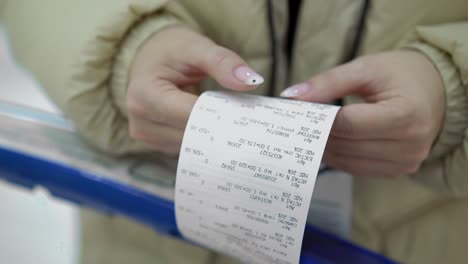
[127,26,263,155]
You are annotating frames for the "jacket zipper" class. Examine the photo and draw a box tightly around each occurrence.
[342,0,371,64]
[266,0,277,97]
[266,0,371,97]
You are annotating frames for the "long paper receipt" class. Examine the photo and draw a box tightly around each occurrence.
[175,91,340,263]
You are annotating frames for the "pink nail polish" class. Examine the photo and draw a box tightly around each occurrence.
[280,83,311,97]
[234,66,264,85]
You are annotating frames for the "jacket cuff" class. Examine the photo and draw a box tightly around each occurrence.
[405,42,468,161]
[110,14,180,117]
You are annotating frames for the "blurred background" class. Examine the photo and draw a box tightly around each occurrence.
[0,24,79,264]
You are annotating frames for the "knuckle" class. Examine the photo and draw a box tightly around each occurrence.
[148,141,164,152]
[394,107,414,129]
[396,106,433,141]
[126,81,149,119]
[152,104,169,124]
[402,162,422,174]
[151,88,175,124]
[351,56,375,82]
[413,145,431,162]
[128,121,162,150]
[403,121,432,140]
[396,112,420,138]
[129,124,144,140]
[400,144,430,167]
[129,79,175,124]
[351,57,370,74]
[334,109,356,137]
[210,46,236,67]
[158,142,179,156]
[417,121,433,139]
[152,81,177,124]
[130,127,164,151]
[127,97,147,119]
[320,68,343,87]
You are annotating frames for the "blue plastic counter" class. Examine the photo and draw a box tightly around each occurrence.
[0,145,397,264]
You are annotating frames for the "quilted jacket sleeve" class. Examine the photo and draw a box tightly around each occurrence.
[404,22,468,196]
[1,0,199,155]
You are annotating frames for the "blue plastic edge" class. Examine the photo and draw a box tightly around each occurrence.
[0,101,73,130]
[0,145,397,264]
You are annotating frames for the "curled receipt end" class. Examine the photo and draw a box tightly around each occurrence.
[175,91,340,264]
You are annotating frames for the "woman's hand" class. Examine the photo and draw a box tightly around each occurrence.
[282,51,445,178]
[127,26,263,155]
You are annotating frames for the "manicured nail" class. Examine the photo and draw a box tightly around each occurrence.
[280,83,311,97]
[234,65,264,85]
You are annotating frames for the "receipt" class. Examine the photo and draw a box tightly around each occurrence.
[175,91,340,264]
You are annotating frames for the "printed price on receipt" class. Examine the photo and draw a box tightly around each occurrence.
[175,91,340,264]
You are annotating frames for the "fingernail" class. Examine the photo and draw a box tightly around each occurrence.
[280,83,311,97]
[234,65,264,85]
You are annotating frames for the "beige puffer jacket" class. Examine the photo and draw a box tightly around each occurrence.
[1,1,468,263]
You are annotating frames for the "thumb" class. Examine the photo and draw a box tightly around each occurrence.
[280,58,372,103]
[189,39,264,91]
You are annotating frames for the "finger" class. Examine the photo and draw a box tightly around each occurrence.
[189,38,264,91]
[129,80,197,130]
[280,56,407,139]
[129,117,184,155]
[326,136,427,163]
[324,152,412,178]
[280,58,373,103]
[330,102,405,139]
